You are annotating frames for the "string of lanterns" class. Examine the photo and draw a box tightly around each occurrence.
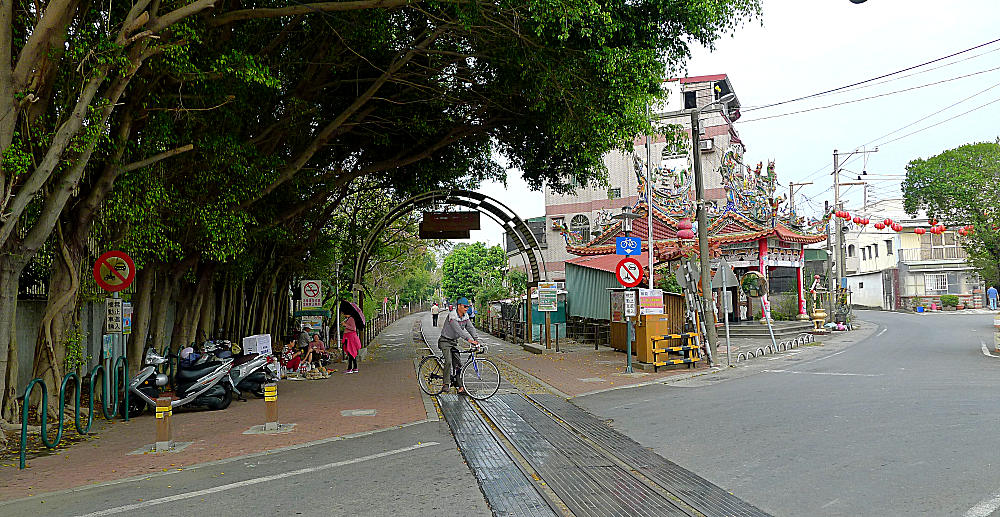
[832,210,974,235]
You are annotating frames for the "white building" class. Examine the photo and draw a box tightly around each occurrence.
[508,74,744,281]
[842,199,982,310]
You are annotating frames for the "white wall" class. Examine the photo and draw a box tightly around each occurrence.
[847,272,885,308]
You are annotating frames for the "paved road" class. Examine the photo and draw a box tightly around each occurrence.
[575,311,1000,516]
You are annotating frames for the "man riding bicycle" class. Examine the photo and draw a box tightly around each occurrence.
[438,296,479,394]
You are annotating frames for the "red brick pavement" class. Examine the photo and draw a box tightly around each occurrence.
[0,358,426,501]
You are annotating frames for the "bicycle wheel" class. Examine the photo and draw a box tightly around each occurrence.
[418,356,447,395]
[461,358,500,400]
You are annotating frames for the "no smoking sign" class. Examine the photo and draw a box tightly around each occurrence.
[301,280,323,309]
[93,251,136,293]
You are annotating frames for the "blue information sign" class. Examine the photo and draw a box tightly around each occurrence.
[616,236,642,256]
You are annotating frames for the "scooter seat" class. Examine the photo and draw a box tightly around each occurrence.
[176,362,221,381]
[232,353,259,367]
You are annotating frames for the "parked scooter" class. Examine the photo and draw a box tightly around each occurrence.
[199,339,279,399]
[124,347,234,416]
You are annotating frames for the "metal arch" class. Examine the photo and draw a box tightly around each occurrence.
[352,189,547,293]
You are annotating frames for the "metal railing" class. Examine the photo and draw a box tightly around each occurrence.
[361,301,430,346]
[18,356,129,469]
[898,247,967,262]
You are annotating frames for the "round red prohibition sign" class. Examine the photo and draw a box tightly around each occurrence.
[93,251,136,293]
[615,257,643,288]
[303,281,320,298]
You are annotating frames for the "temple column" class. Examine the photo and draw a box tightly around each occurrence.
[796,246,809,320]
[759,238,769,321]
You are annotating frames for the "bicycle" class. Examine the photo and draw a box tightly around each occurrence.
[417,343,500,400]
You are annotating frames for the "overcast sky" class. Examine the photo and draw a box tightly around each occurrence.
[468,0,1000,247]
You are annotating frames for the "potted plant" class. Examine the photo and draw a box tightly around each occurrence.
[914,297,926,313]
[940,294,959,311]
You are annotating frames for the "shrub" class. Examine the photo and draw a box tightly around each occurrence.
[940,294,959,307]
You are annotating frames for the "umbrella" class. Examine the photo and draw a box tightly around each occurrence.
[339,300,366,330]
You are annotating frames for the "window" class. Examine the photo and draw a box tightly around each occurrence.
[859,282,864,288]
[684,91,697,110]
[873,245,879,258]
[608,188,621,199]
[551,217,565,231]
[848,244,855,257]
[921,232,964,260]
[861,248,867,260]
[925,273,948,294]
[885,240,893,255]
[570,214,591,242]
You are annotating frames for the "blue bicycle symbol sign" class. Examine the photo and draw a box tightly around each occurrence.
[616,236,642,256]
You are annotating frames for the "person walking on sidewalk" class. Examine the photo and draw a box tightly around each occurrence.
[439,297,479,394]
[341,311,361,373]
[989,286,998,311]
[431,302,440,326]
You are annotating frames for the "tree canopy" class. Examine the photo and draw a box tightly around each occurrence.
[902,141,1000,283]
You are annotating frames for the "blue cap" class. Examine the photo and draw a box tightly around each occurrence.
[457,297,470,306]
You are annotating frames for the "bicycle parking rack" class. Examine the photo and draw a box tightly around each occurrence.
[18,356,129,469]
[735,333,815,363]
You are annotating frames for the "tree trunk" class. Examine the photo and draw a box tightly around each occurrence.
[149,270,175,352]
[129,268,154,372]
[30,229,82,415]
[170,281,194,348]
[0,258,24,423]
[197,281,216,342]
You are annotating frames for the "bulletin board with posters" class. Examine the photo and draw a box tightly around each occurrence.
[638,288,664,315]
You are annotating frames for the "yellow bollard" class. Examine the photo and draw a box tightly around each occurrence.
[155,397,173,452]
[263,383,278,431]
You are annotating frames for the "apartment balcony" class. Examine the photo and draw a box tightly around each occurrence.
[898,247,967,264]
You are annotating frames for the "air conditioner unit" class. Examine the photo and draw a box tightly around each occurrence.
[699,138,714,152]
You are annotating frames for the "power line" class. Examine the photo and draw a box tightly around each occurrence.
[742,37,1000,112]
[874,93,1000,147]
[738,65,1000,123]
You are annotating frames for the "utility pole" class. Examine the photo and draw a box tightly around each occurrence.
[691,109,719,361]
[833,150,845,288]
[825,200,834,314]
[788,181,813,215]
[646,104,655,288]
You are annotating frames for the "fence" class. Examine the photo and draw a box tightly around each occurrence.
[18,356,130,469]
[360,301,430,346]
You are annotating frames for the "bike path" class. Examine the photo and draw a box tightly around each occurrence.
[0,313,430,501]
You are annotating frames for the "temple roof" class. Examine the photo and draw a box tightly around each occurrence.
[567,204,826,257]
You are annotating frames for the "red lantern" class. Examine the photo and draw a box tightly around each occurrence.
[863,218,870,225]
[843,211,851,220]
[938,225,946,232]
[929,218,938,226]
[874,223,884,230]
[883,218,892,226]
[959,229,967,236]
[892,224,902,232]
[853,216,862,224]
[915,228,926,235]
[677,217,694,239]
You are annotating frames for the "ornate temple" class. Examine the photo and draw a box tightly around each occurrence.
[562,144,827,322]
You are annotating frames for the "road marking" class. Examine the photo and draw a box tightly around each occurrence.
[768,352,801,360]
[764,369,882,377]
[876,328,887,337]
[820,498,840,509]
[73,442,439,517]
[981,341,999,358]
[807,349,848,363]
[965,491,1000,517]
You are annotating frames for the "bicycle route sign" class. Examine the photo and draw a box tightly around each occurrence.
[301,280,322,308]
[92,251,136,293]
[615,257,643,288]
[615,236,641,256]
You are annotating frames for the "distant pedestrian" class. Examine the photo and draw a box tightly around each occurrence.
[989,286,998,311]
[341,311,361,374]
[431,302,441,326]
[297,326,311,350]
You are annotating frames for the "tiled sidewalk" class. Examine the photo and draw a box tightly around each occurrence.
[419,312,711,397]
[0,313,429,501]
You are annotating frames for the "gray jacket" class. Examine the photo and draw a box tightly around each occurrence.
[439,310,479,343]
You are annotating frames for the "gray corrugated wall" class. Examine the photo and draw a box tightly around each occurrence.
[565,263,619,320]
